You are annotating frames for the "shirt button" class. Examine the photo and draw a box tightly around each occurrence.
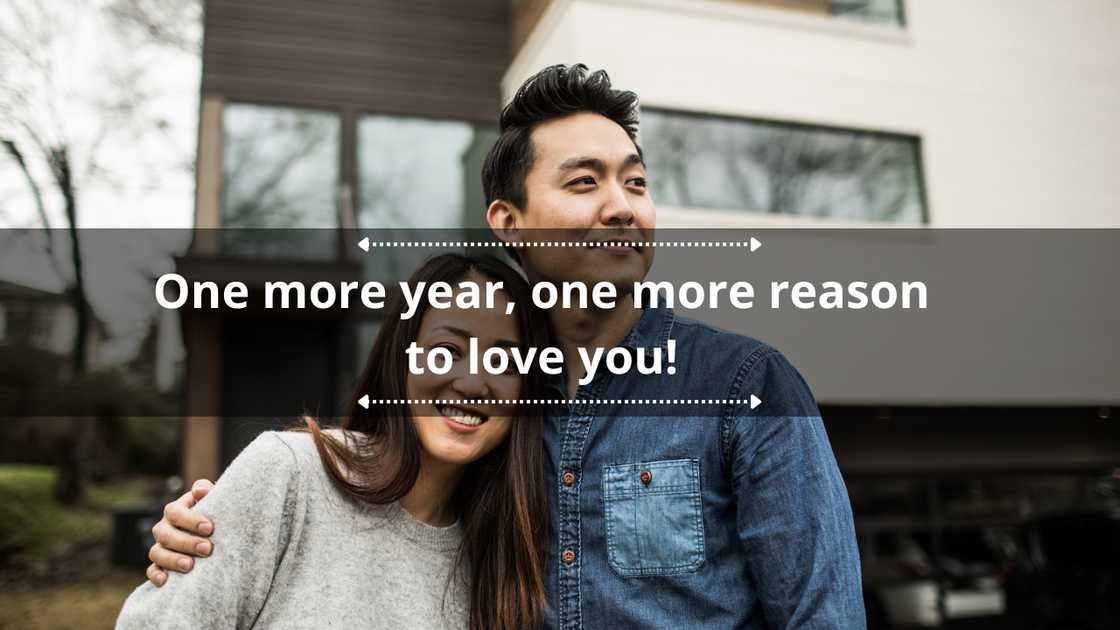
[562,549,576,565]
[640,470,653,486]
[561,471,576,486]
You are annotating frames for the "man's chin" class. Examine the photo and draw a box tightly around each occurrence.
[569,269,646,299]
[528,253,651,301]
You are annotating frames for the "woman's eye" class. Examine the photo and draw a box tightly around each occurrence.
[437,343,463,358]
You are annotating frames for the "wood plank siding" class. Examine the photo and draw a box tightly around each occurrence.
[202,0,512,121]
[511,0,552,53]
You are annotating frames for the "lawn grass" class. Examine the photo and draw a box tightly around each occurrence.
[0,465,155,628]
[0,568,140,630]
[0,465,106,570]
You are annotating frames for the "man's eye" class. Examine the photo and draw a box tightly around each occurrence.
[567,176,596,187]
[628,177,648,188]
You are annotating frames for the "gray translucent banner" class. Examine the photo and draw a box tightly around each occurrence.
[0,228,1115,419]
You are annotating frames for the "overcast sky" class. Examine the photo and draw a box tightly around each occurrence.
[0,0,201,231]
[1,0,201,368]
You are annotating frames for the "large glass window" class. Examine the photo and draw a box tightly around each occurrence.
[221,103,340,229]
[357,115,497,229]
[830,0,905,27]
[850,472,1119,627]
[744,0,905,28]
[641,108,926,223]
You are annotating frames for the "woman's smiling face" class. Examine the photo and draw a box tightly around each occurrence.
[407,273,522,466]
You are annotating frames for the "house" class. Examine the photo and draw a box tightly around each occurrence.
[179,3,1119,621]
[0,279,107,371]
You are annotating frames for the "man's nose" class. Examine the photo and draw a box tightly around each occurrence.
[599,182,635,227]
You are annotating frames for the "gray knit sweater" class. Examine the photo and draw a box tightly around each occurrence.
[116,431,469,629]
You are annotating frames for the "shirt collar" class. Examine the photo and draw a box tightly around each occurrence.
[544,305,676,396]
[621,303,676,352]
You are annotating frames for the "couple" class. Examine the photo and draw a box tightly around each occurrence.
[118,64,865,629]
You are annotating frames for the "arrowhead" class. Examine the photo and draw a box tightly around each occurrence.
[358,237,370,252]
[749,394,761,410]
[749,237,761,253]
[358,394,369,409]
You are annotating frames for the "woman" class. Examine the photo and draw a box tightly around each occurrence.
[117,254,550,630]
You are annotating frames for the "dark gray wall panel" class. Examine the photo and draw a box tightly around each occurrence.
[202,0,510,121]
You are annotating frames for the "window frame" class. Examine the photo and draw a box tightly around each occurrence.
[639,105,931,225]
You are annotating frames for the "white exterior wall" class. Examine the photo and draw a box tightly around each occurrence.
[507,0,1120,228]
[507,1,1119,404]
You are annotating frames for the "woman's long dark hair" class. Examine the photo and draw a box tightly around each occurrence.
[300,253,549,630]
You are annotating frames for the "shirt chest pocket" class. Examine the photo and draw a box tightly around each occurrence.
[602,458,706,577]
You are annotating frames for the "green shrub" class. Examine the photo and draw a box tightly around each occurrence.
[0,465,106,570]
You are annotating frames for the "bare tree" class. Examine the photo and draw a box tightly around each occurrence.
[221,113,337,228]
[0,0,200,503]
[3,1,86,374]
[107,0,203,53]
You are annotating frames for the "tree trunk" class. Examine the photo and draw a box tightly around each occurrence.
[48,146,89,505]
[49,146,89,376]
[1,139,67,280]
[52,429,85,505]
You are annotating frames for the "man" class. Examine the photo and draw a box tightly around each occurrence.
[147,64,865,628]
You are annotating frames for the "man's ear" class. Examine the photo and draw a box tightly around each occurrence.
[486,199,521,243]
[486,199,526,266]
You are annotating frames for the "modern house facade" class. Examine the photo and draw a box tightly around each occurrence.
[180,1,1119,624]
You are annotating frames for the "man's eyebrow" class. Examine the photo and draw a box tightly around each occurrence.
[558,156,606,173]
[558,153,645,173]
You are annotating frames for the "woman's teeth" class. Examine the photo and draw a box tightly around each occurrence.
[438,405,487,426]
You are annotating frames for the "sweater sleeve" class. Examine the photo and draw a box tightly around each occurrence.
[116,432,307,630]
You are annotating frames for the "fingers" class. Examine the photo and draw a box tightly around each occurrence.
[152,515,213,557]
[190,478,214,502]
[165,490,214,536]
[149,541,195,574]
[145,481,216,575]
[147,563,168,587]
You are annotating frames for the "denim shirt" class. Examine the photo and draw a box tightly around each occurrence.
[541,305,865,629]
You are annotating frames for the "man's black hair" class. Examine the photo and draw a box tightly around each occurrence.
[481,63,641,210]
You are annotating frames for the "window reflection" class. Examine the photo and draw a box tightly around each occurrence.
[356,115,496,284]
[850,473,1120,628]
[641,108,925,223]
[358,115,497,229]
[831,0,905,27]
[220,103,340,258]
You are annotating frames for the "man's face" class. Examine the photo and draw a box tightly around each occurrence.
[493,112,656,290]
